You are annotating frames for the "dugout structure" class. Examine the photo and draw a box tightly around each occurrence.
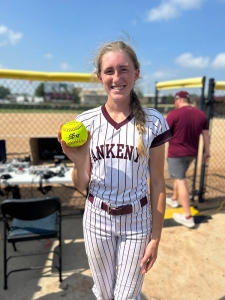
[154,77,207,203]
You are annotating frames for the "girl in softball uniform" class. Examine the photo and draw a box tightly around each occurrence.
[58,41,171,300]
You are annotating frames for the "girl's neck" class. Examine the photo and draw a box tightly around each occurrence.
[105,101,131,123]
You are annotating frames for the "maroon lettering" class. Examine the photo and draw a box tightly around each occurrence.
[91,144,139,163]
[124,145,134,160]
[133,147,139,162]
[91,149,98,162]
[96,145,105,159]
[106,144,116,158]
[116,144,124,158]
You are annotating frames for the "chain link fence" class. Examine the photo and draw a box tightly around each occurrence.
[154,77,225,204]
[154,77,211,202]
[0,70,103,210]
[1,71,224,209]
[201,79,225,203]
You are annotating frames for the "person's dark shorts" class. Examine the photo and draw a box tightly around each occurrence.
[167,157,195,179]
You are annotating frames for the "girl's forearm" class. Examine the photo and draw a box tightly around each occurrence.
[150,181,166,241]
[71,163,90,193]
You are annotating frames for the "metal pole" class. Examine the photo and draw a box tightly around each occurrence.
[198,78,215,202]
[191,76,206,201]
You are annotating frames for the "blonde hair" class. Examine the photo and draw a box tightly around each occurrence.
[93,40,147,158]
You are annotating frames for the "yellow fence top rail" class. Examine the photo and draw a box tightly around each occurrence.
[0,69,98,83]
[156,77,203,90]
[215,81,225,91]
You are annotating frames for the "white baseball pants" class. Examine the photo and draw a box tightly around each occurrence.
[83,197,152,300]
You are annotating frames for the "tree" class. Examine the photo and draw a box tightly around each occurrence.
[0,86,11,99]
[72,87,81,104]
[167,94,174,104]
[35,83,44,97]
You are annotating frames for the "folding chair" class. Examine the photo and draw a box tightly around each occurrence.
[1,196,62,290]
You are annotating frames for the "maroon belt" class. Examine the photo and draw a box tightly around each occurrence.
[88,194,148,216]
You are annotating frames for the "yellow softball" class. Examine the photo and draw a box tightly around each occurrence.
[61,120,88,147]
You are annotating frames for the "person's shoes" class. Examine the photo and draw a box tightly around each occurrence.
[166,197,179,208]
[173,213,195,228]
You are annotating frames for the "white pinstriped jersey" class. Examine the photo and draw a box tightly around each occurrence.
[76,104,171,206]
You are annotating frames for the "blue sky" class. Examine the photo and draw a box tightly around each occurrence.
[0,0,225,94]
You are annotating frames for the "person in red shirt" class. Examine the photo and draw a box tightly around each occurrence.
[166,91,210,228]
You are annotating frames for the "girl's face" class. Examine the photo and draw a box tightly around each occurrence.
[97,51,140,104]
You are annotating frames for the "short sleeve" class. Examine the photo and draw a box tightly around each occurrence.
[147,109,172,148]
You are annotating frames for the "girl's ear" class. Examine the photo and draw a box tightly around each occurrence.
[134,69,140,82]
[97,74,103,84]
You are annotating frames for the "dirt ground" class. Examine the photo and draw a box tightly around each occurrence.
[0,212,224,300]
[142,211,225,300]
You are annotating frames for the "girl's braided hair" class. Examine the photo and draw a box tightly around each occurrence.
[94,40,147,158]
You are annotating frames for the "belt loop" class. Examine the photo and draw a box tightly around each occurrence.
[132,199,141,214]
[107,205,111,215]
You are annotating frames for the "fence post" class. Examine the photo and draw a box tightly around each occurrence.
[198,78,215,202]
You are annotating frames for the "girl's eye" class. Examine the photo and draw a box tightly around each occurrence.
[105,70,113,74]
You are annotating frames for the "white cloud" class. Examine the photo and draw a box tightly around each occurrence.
[211,53,225,69]
[44,53,53,59]
[8,30,23,44]
[60,63,72,71]
[146,0,204,21]
[0,25,23,46]
[175,53,209,68]
[147,3,179,21]
[0,25,8,34]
